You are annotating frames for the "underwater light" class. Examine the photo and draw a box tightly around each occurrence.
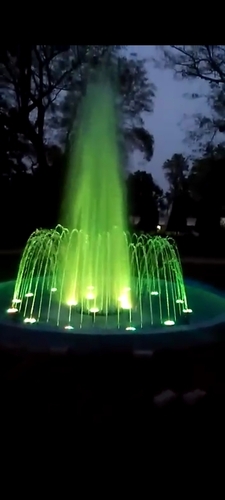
[65,325,74,330]
[67,299,78,306]
[7,307,18,314]
[176,299,184,304]
[126,326,136,331]
[118,295,131,309]
[12,298,21,304]
[151,291,159,296]
[164,320,175,326]
[183,308,193,313]
[24,317,36,324]
[25,292,34,298]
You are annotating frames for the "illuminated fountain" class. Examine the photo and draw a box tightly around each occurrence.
[3,68,200,342]
[8,227,189,330]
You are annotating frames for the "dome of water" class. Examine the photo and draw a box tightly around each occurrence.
[8,226,189,330]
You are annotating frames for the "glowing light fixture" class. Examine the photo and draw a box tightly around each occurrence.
[164,320,175,326]
[151,291,159,296]
[7,307,18,314]
[183,308,193,314]
[12,298,21,304]
[65,325,74,330]
[118,295,131,309]
[67,299,78,306]
[89,307,99,313]
[24,317,36,324]
[126,326,136,331]
[51,287,57,292]
[176,299,184,304]
[25,292,34,298]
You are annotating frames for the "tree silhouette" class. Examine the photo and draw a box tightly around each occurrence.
[162,154,189,232]
[127,170,163,232]
[188,144,225,234]
[155,46,225,151]
[162,153,189,195]
[0,45,156,178]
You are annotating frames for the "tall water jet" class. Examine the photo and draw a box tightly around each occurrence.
[60,71,131,313]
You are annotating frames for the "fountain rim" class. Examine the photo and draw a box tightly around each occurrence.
[0,279,225,338]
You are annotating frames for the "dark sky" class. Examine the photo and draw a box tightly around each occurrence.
[129,45,209,189]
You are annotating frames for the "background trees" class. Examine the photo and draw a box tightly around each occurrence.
[127,170,163,232]
[156,46,225,152]
[0,45,156,178]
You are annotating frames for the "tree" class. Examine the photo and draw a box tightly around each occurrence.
[127,170,163,232]
[155,46,225,151]
[0,45,156,177]
[158,46,225,84]
[0,45,78,173]
[162,153,189,195]
[162,154,190,232]
[188,144,225,234]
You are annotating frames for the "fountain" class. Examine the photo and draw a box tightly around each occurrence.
[1,69,225,353]
[8,227,188,329]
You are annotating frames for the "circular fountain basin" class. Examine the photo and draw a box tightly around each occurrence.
[1,279,225,354]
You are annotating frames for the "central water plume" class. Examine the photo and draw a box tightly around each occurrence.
[60,72,131,313]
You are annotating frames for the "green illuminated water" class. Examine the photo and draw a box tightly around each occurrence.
[60,75,131,311]
[10,227,188,329]
[8,72,190,330]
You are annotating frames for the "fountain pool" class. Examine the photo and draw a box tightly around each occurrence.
[0,277,225,353]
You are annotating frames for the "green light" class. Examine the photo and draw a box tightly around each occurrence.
[25,292,34,298]
[176,299,184,304]
[151,291,159,296]
[126,326,136,331]
[65,325,74,330]
[51,287,57,292]
[183,308,193,313]
[164,320,175,326]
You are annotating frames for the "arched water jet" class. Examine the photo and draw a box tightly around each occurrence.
[9,228,189,329]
